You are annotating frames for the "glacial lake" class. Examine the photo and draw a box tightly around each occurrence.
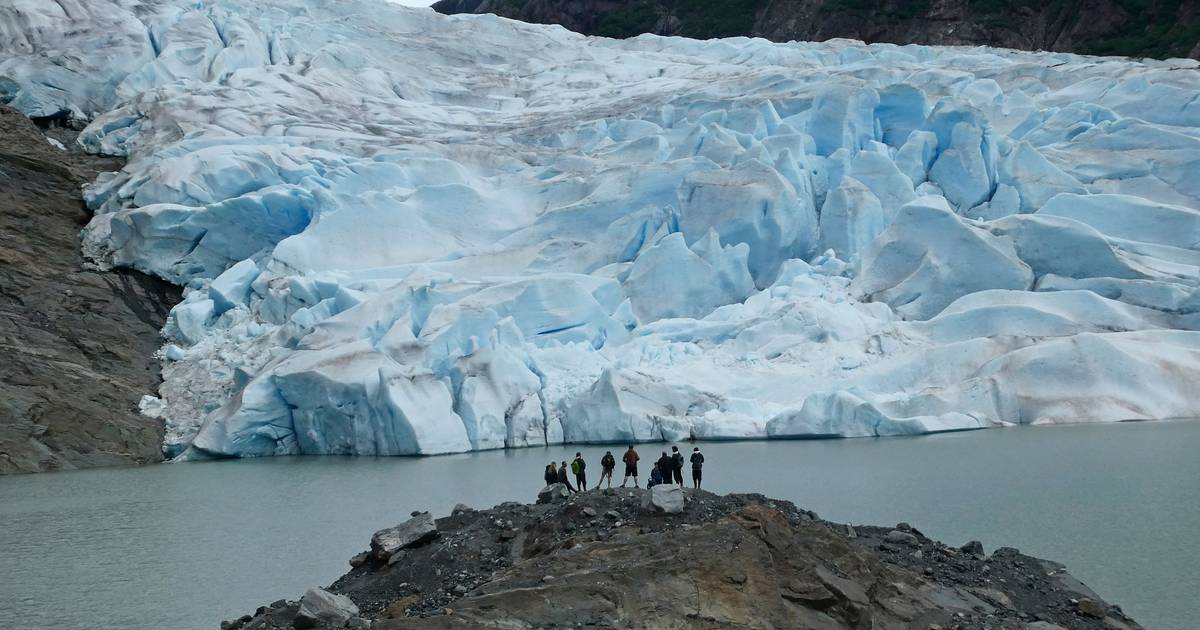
[2,421,1198,630]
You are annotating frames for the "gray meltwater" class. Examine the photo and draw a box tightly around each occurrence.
[2,421,1198,630]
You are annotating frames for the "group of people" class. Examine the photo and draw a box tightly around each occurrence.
[543,445,706,492]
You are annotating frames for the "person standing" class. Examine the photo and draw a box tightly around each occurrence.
[620,445,640,487]
[690,447,705,489]
[558,460,577,493]
[656,451,672,485]
[670,446,685,487]
[599,450,616,488]
[571,452,588,491]
[544,462,558,487]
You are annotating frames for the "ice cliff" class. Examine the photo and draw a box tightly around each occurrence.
[2,0,1198,459]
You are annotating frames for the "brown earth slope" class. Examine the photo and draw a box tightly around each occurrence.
[0,106,179,474]
[433,0,1200,60]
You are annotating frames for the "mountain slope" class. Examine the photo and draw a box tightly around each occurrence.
[433,0,1200,60]
[0,107,179,474]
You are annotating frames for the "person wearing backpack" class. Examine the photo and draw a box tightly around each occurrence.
[690,447,705,489]
[620,445,640,488]
[670,446,685,487]
[571,452,588,491]
[599,450,616,488]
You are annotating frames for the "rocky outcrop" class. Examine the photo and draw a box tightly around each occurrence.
[0,106,179,474]
[226,490,1142,629]
[535,483,570,504]
[641,483,685,513]
[370,513,440,562]
[433,0,1200,60]
[294,589,360,630]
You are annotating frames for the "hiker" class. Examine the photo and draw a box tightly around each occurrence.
[544,462,558,487]
[599,450,616,488]
[620,445,640,487]
[648,463,663,487]
[656,451,672,484]
[557,460,577,493]
[690,447,705,489]
[571,452,588,491]
[670,446,685,487]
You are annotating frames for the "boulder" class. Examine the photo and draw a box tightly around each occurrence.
[370,513,438,561]
[641,485,685,514]
[885,530,919,546]
[294,588,359,629]
[537,483,570,504]
[1077,598,1107,618]
[960,540,985,557]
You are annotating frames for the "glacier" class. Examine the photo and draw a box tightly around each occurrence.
[2,0,1198,459]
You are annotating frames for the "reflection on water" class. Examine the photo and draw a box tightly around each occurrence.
[2,421,1198,630]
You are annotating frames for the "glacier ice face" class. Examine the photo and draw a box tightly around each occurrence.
[3,0,1198,459]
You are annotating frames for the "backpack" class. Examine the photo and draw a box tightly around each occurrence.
[672,452,684,470]
[602,453,615,468]
[570,459,581,474]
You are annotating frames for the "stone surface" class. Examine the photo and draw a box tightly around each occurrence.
[0,106,179,474]
[640,485,684,514]
[1078,598,1108,618]
[885,530,920,546]
[961,540,986,557]
[536,484,570,505]
[232,490,1143,630]
[370,514,438,561]
[294,588,359,629]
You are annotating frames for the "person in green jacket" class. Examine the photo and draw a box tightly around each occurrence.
[571,452,588,491]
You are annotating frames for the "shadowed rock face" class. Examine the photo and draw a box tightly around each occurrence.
[0,106,179,474]
[228,491,1142,629]
[433,0,1200,61]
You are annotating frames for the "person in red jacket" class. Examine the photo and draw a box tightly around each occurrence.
[619,445,640,488]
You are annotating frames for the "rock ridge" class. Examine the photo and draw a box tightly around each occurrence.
[226,489,1141,629]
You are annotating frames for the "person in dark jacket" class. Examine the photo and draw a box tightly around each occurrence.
[648,464,663,487]
[656,451,672,484]
[544,462,558,486]
[620,445,640,488]
[670,446,685,487]
[690,447,705,489]
[599,451,616,488]
[571,452,588,491]
[557,460,577,493]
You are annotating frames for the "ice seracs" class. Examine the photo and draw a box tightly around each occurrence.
[1,0,1198,459]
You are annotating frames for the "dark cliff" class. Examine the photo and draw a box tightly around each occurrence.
[0,107,179,474]
[433,0,1200,60]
